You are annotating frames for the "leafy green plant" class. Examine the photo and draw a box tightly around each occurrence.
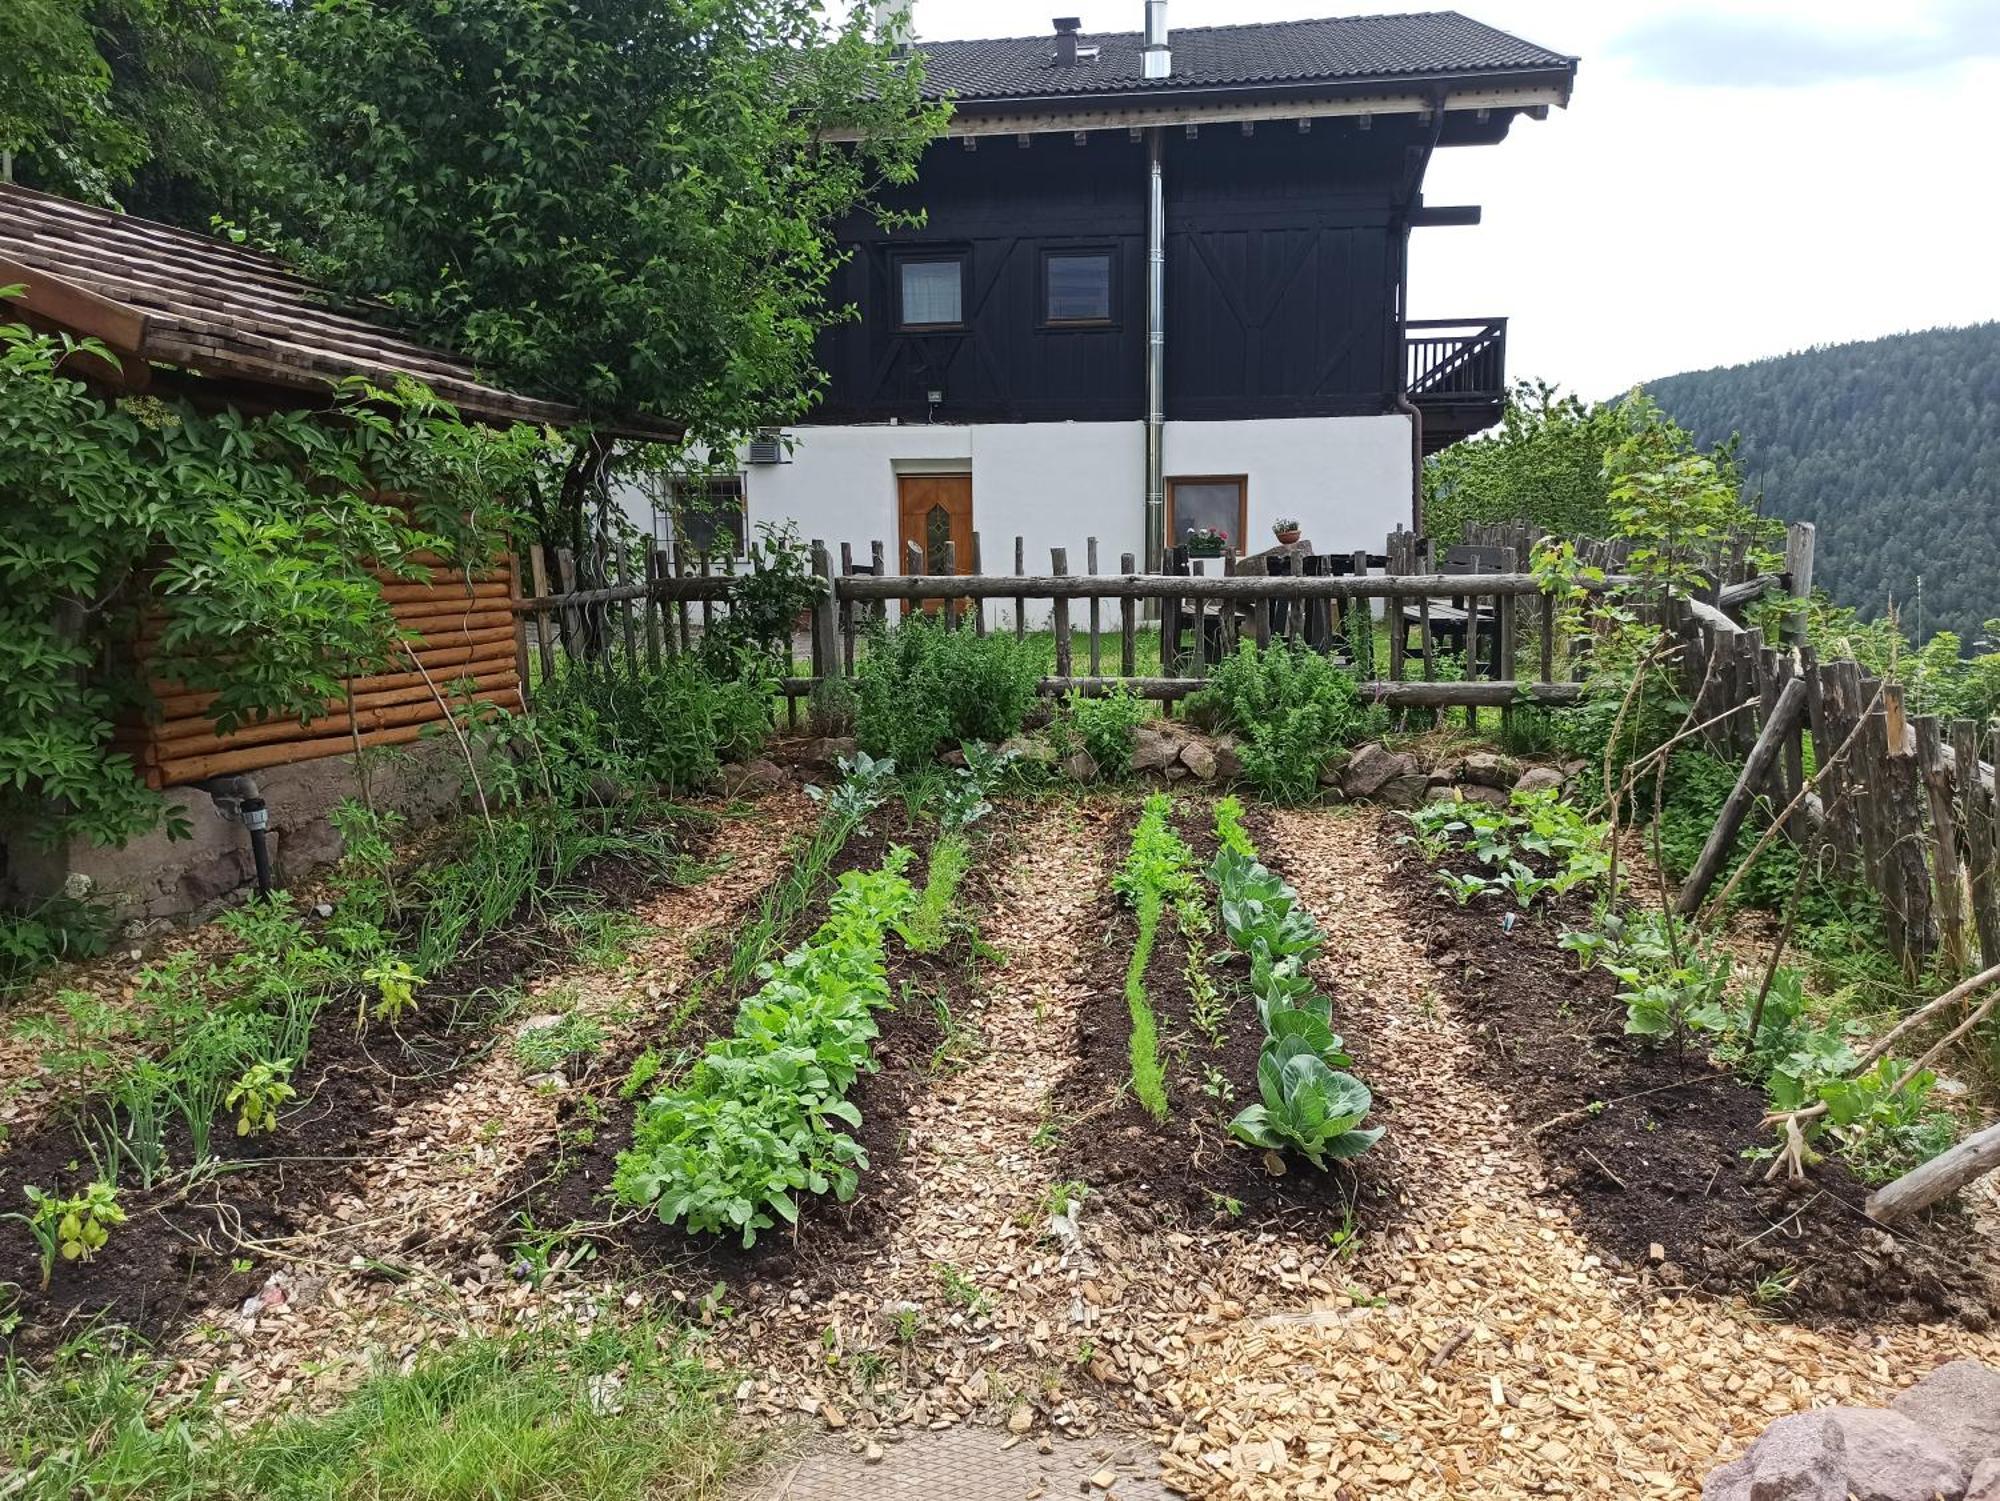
[0,894,114,997]
[1185,641,1381,802]
[613,853,915,1246]
[1053,685,1146,778]
[1435,871,1491,907]
[806,751,897,823]
[900,833,970,955]
[224,1058,296,1137]
[1213,797,1256,858]
[17,1181,125,1289]
[1227,1042,1382,1169]
[1115,795,1194,1120]
[853,618,1042,767]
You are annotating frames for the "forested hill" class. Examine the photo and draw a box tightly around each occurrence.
[1643,323,2000,647]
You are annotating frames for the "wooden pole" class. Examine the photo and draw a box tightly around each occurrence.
[1013,535,1027,640]
[1784,520,1816,645]
[1051,548,1072,680]
[970,531,987,637]
[1087,537,1102,675]
[1675,676,1809,917]
[1916,715,1970,974]
[1120,552,1137,677]
[1955,719,2000,966]
[809,540,838,683]
[1865,1118,2000,1223]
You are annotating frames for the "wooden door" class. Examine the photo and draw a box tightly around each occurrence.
[897,473,974,613]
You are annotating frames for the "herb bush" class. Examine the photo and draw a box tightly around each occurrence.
[1052,684,1147,778]
[523,656,768,798]
[852,619,1040,767]
[1113,794,1196,1120]
[1208,810,1382,1167]
[614,852,915,1246]
[1185,642,1381,803]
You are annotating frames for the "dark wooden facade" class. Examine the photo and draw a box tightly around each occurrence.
[809,113,1509,443]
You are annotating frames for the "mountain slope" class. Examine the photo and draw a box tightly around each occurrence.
[1644,323,2000,646]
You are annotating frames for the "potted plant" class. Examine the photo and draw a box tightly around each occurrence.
[1272,517,1302,546]
[1184,525,1228,559]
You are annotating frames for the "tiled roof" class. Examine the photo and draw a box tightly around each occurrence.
[913,10,1574,102]
[0,182,600,429]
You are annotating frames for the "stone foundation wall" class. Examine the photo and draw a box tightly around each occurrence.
[2,739,473,930]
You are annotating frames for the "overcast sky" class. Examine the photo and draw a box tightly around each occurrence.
[888,0,2000,397]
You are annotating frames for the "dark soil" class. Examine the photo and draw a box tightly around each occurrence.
[497,808,1014,1296]
[1388,822,1999,1329]
[1057,798,1393,1239]
[0,816,713,1347]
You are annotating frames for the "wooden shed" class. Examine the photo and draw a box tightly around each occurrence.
[0,183,633,788]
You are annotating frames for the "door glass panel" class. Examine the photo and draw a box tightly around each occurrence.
[925,503,953,573]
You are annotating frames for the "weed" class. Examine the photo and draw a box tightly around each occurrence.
[923,987,981,1077]
[515,1014,608,1074]
[935,1263,991,1316]
[1040,1180,1089,1218]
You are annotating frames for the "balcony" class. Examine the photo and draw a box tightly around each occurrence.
[1404,318,1507,454]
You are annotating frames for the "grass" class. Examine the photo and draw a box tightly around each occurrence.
[0,1319,742,1501]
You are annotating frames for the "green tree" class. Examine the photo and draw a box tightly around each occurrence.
[239,0,946,544]
[0,0,144,201]
[1422,379,1635,543]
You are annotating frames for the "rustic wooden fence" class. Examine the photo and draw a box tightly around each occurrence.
[1666,588,2000,980]
[509,525,1768,721]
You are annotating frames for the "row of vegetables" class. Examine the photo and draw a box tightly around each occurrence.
[1114,793,1383,1169]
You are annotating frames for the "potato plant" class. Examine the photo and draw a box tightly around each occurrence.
[1403,788,1610,910]
[613,853,916,1246]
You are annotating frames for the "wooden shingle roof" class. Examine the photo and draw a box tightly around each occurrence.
[0,182,604,430]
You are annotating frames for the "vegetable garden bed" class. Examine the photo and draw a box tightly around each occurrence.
[1389,820,1999,1327]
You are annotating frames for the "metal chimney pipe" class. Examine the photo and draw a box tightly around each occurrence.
[1143,126,1166,570]
[1142,0,1170,79]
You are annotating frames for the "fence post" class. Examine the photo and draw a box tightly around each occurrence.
[1087,537,1102,675]
[1013,536,1027,640]
[509,542,533,704]
[1120,552,1138,677]
[906,541,923,623]
[970,531,987,637]
[1784,521,1816,645]
[1915,715,1970,975]
[1051,548,1072,680]
[941,538,960,631]
[1385,529,1407,684]
[809,540,838,685]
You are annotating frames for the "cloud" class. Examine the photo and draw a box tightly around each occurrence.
[1611,1,2000,87]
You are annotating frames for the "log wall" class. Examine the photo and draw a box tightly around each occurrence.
[124,555,525,789]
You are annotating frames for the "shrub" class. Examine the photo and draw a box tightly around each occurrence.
[853,619,1040,767]
[1186,642,1379,802]
[1052,685,1146,778]
[526,657,768,798]
[0,895,113,997]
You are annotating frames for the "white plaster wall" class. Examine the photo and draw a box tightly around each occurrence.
[614,415,1414,626]
[1162,414,1415,554]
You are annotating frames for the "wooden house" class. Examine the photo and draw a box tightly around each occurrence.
[629,4,1576,592]
[0,184,629,916]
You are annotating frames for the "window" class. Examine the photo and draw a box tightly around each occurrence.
[1166,476,1249,554]
[1044,250,1113,324]
[669,473,747,557]
[898,256,964,328]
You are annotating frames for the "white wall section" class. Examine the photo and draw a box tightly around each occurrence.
[622,415,1414,625]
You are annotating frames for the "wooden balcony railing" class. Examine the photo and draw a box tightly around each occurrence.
[1405,318,1508,400]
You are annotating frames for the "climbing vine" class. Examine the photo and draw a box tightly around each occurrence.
[0,305,547,849]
